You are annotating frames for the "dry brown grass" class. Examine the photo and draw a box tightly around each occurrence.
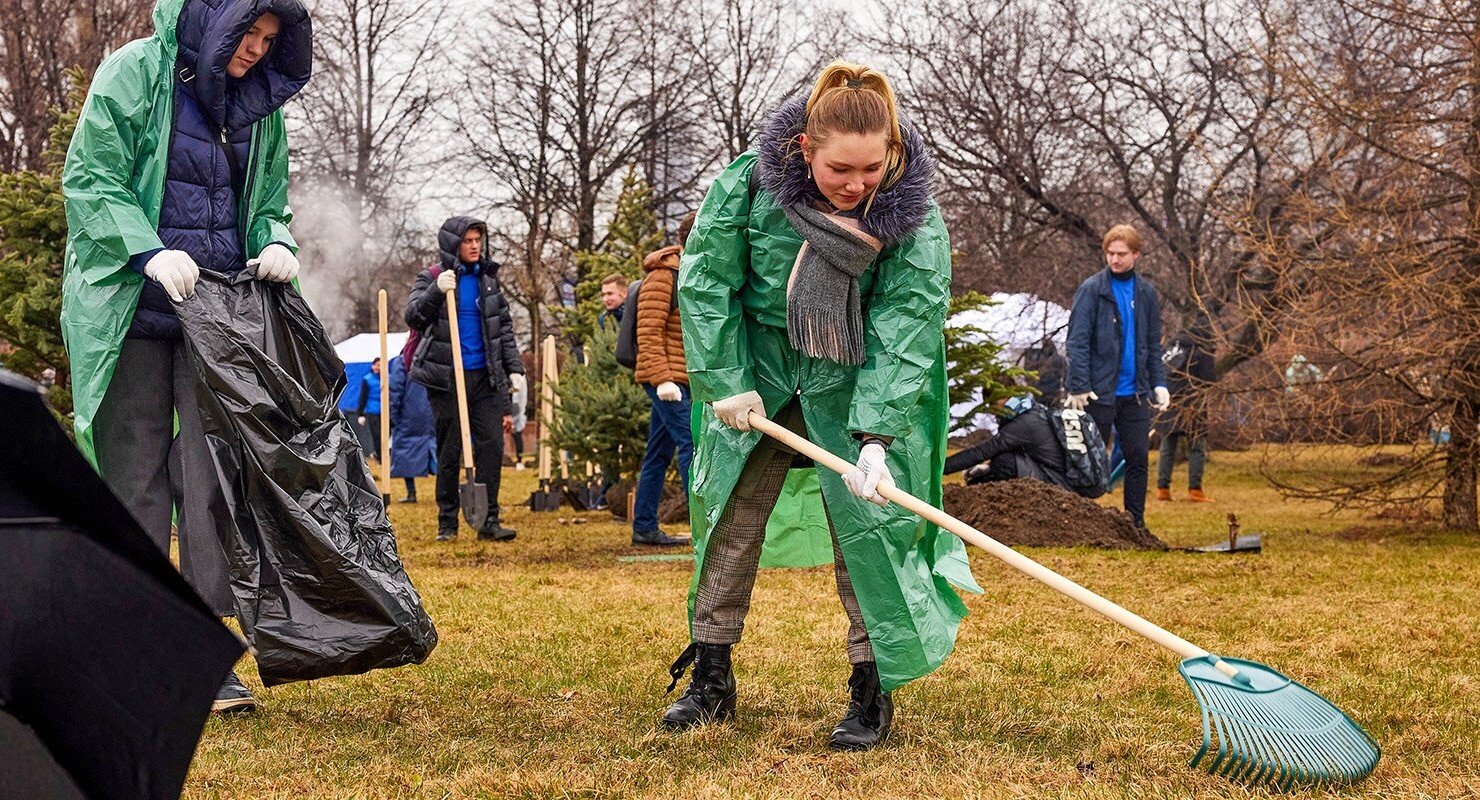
[187,447,1480,799]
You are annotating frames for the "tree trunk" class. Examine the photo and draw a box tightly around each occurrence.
[1444,400,1479,530]
[1450,4,1480,531]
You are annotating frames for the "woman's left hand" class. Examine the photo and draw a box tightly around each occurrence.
[843,442,893,507]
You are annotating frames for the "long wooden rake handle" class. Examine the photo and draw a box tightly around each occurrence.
[746,411,1242,679]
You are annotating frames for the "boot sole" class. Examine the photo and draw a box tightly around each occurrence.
[211,697,257,714]
[828,725,891,751]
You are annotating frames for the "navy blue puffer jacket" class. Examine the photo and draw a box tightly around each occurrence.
[128,0,312,339]
[1065,268,1167,399]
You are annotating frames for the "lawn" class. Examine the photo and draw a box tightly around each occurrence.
[187,447,1480,799]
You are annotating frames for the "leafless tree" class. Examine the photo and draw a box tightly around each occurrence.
[289,0,449,338]
[0,0,149,171]
[1233,0,1480,529]
[882,0,1283,351]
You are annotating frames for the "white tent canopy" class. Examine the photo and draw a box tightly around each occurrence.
[334,332,409,366]
[947,292,1070,433]
[333,332,410,414]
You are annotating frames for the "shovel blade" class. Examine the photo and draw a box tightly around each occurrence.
[565,481,604,511]
[459,481,490,530]
[1193,534,1262,553]
[528,481,562,512]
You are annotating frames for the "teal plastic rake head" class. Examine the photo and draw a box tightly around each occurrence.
[1180,656,1381,790]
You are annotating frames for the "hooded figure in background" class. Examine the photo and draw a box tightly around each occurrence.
[404,216,527,542]
[61,0,312,713]
[389,353,437,503]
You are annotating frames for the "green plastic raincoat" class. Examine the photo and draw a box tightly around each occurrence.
[60,0,296,462]
[679,152,981,691]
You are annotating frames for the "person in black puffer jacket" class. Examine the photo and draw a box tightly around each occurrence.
[404,216,526,542]
[944,396,1072,488]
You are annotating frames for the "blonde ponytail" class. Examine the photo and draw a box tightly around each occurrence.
[801,60,907,197]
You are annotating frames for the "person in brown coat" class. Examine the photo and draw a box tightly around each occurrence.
[630,212,697,546]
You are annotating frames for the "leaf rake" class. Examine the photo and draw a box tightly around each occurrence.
[748,413,1379,789]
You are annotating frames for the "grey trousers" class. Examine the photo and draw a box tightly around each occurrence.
[693,401,875,664]
[94,337,234,616]
[1158,430,1207,490]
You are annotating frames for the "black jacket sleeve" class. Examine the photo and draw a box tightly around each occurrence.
[356,378,369,415]
[943,417,1033,474]
[404,268,445,330]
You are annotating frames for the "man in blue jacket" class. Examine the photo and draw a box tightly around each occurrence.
[404,217,526,542]
[356,357,383,458]
[1065,225,1170,529]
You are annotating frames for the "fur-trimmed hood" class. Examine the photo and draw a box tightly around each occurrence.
[756,93,935,247]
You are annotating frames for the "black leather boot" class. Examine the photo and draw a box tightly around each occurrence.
[660,642,736,729]
[828,661,893,751]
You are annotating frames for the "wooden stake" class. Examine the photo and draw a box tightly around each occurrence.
[378,289,390,503]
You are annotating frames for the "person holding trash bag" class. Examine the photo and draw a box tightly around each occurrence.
[404,217,526,542]
[60,0,313,713]
[666,60,981,751]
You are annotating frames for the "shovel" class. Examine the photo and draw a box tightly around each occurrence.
[746,411,1378,790]
[1191,513,1263,553]
[446,289,489,530]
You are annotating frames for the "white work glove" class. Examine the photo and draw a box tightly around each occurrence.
[843,442,894,507]
[656,381,682,402]
[509,372,526,397]
[357,415,367,425]
[143,250,199,303]
[250,243,299,282]
[1153,386,1171,412]
[712,390,764,431]
[1065,391,1098,412]
[436,270,458,294]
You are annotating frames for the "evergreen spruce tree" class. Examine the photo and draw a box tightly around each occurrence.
[0,69,83,416]
[548,323,652,481]
[562,166,665,341]
[946,291,1032,433]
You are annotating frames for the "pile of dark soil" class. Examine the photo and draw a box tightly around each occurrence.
[603,480,688,525]
[942,479,1167,550]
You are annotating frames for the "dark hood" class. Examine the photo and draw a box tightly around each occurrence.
[755,93,936,247]
[176,0,313,131]
[438,216,498,274]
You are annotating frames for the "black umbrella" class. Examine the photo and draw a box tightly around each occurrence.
[0,369,244,800]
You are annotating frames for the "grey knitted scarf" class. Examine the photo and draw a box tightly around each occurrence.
[782,203,883,366]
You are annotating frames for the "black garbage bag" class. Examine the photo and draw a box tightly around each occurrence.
[175,270,437,686]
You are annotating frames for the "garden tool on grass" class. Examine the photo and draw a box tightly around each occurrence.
[446,290,489,530]
[377,289,391,505]
[565,461,606,511]
[1190,513,1263,554]
[747,411,1378,790]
